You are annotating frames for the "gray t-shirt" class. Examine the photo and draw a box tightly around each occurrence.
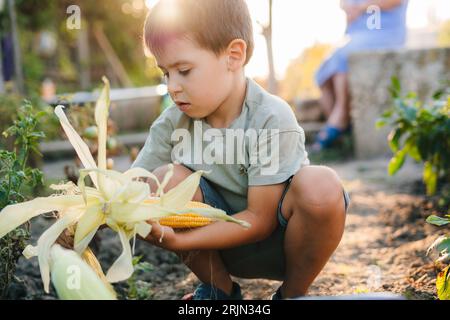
[132,77,310,213]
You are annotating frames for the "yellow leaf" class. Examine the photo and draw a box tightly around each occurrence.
[161,170,205,210]
[105,226,134,283]
[54,106,98,187]
[0,195,84,238]
[437,265,450,300]
[74,205,104,247]
[37,209,84,293]
[95,77,111,193]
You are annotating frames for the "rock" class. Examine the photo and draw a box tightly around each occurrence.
[348,47,450,159]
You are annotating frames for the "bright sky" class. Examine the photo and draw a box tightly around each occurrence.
[144,0,450,79]
[245,0,450,79]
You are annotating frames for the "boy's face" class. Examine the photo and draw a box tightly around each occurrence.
[155,37,234,119]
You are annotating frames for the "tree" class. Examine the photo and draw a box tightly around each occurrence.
[0,40,4,94]
[257,0,277,94]
[7,0,24,94]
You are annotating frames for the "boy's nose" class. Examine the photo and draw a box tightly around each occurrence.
[167,79,183,95]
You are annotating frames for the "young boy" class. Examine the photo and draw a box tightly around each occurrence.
[133,0,350,300]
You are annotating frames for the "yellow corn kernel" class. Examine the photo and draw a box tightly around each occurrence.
[143,199,214,228]
[158,213,213,228]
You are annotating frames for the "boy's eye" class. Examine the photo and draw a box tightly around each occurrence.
[179,69,191,76]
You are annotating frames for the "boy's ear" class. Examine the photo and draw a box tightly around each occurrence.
[226,39,247,71]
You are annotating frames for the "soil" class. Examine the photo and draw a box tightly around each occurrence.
[5,156,447,300]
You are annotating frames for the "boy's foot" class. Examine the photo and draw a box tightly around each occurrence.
[182,282,243,300]
[270,287,283,300]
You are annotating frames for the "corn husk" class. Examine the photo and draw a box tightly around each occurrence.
[50,244,116,300]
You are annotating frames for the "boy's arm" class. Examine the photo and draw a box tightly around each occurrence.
[145,183,286,251]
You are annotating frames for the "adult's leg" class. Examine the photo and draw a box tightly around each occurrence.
[312,73,351,151]
[278,165,347,297]
[326,73,350,130]
[318,78,335,119]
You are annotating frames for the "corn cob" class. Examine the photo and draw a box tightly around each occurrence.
[144,199,214,228]
[50,244,117,300]
[158,213,213,228]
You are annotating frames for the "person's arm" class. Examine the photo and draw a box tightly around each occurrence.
[144,183,285,251]
[359,0,404,11]
[343,0,404,24]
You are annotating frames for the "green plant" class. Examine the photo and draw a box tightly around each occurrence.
[0,102,45,298]
[425,227,450,300]
[0,95,60,147]
[380,78,450,300]
[377,77,450,196]
[125,256,154,300]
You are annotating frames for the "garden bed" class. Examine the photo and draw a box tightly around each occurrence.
[5,157,442,300]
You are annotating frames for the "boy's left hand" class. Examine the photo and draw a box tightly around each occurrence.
[144,220,179,251]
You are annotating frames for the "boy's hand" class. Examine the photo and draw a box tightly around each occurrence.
[144,220,179,251]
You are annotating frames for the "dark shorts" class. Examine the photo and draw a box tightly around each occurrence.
[199,176,350,281]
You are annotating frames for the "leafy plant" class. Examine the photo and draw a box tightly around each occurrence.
[0,95,60,148]
[378,78,450,300]
[0,102,45,298]
[377,77,450,196]
[426,229,450,300]
[125,256,154,300]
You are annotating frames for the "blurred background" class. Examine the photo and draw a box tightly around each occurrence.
[1,0,449,96]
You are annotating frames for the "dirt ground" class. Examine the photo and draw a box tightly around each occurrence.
[6,156,445,300]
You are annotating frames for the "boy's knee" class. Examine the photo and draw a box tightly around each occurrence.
[290,166,343,215]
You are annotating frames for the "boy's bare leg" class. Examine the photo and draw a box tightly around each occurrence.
[177,250,234,297]
[279,165,346,297]
[150,164,234,296]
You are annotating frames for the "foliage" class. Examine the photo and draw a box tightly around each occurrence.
[436,266,450,300]
[0,95,61,147]
[1,0,162,94]
[0,102,45,298]
[124,256,154,300]
[426,232,450,300]
[379,78,450,300]
[377,77,450,196]
[438,20,450,47]
[279,43,332,102]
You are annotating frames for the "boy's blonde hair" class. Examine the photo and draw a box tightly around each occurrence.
[143,0,254,65]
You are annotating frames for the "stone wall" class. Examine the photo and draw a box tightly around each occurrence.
[109,96,161,132]
[348,47,450,159]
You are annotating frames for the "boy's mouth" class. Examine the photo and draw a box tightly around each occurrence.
[176,102,191,112]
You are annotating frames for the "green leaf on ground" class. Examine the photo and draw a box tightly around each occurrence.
[437,266,450,300]
[426,215,450,226]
